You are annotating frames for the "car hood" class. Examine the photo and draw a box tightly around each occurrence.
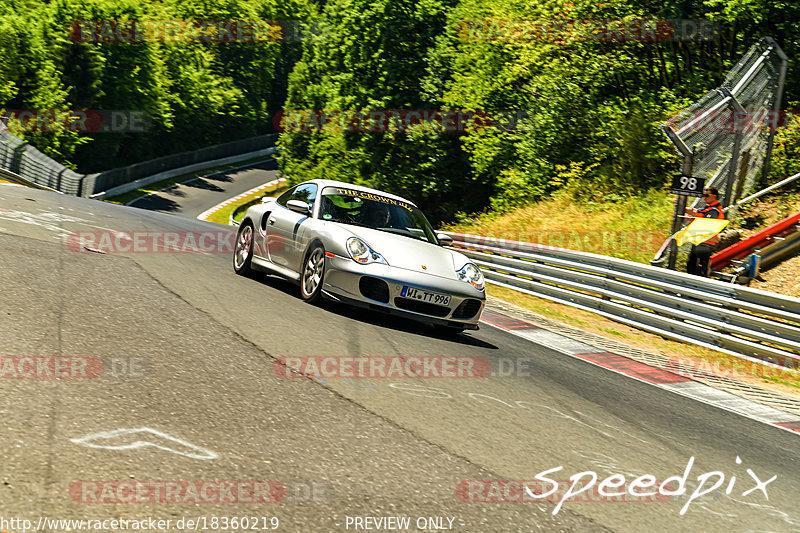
[343,226,465,279]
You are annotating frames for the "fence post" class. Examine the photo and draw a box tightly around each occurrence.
[659,123,695,270]
[729,150,751,220]
[668,148,695,270]
[719,87,744,209]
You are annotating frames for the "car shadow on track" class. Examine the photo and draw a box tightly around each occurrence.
[256,274,497,349]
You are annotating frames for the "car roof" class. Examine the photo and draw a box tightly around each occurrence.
[301,179,418,207]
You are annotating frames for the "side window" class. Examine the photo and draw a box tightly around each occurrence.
[290,183,318,212]
[275,186,296,207]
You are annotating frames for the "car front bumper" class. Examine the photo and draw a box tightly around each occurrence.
[321,254,485,329]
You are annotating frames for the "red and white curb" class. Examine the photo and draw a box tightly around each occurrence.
[196,178,287,221]
[480,308,800,436]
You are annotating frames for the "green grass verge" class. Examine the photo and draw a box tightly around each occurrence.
[105,155,277,205]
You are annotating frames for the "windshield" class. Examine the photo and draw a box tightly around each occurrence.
[319,187,439,244]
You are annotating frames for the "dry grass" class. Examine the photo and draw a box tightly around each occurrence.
[443,189,674,264]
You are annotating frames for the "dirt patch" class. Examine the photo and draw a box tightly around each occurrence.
[728,192,800,297]
[749,253,800,298]
[735,195,800,240]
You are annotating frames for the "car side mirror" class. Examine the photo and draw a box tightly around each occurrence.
[437,233,453,246]
[287,199,311,215]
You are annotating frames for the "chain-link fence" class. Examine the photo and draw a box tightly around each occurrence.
[656,37,787,270]
[661,37,787,209]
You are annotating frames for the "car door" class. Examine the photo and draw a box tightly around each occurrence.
[254,190,292,262]
[266,183,317,272]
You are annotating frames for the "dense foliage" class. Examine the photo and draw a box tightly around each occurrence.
[2,0,800,220]
[0,0,312,172]
[281,0,800,221]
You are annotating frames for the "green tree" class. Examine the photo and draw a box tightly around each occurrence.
[279,0,492,222]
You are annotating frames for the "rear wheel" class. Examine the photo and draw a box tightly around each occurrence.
[233,222,254,275]
[300,244,326,303]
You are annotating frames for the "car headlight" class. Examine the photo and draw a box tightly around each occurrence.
[457,262,485,290]
[346,237,387,265]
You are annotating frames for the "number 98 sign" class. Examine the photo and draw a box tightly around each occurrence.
[671,174,706,197]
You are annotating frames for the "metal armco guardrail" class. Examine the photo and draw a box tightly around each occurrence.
[446,232,800,370]
[1,127,277,197]
[0,167,61,193]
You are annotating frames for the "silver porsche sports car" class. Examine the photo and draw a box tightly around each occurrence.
[233,179,485,331]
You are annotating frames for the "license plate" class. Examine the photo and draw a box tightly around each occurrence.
[401,286,451,306]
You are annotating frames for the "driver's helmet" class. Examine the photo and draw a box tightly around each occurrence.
[328,193,363,216]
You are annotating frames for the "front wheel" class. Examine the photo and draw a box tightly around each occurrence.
[233,222,254,275]
[300,244,326,303]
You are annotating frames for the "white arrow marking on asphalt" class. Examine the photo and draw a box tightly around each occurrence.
[70,427,218,460]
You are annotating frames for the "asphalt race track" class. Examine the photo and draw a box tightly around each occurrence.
[1,183,799,532]
[127,161,279,218]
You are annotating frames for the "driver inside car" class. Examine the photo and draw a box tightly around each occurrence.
[363,203,391,228]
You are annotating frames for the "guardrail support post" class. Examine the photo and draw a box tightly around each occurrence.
[747,252,761,278]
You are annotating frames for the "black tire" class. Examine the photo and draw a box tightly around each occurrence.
[300,243,326,303]
[233,222,254,275]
